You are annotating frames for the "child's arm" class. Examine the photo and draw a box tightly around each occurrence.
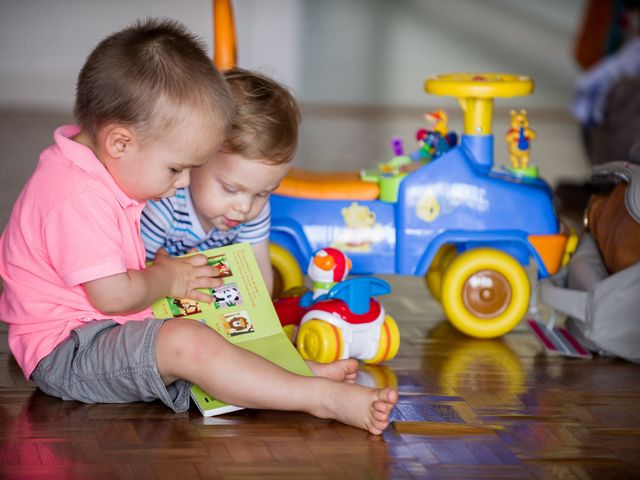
[250,239,274,295]
[83,249,221,315]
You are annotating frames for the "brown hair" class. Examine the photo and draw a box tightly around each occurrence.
[74,18,235,141]
[222,68,300,165]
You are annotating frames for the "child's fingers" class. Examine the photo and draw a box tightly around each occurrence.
[197,274,223,290]
[186,253,209,266]
[192,270,223,290]
[188,289,214,304]
[193,264,221,279]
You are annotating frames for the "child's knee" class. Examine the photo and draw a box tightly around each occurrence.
[157,319,219,360]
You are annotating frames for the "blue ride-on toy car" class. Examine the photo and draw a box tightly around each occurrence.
[269,73,574,339]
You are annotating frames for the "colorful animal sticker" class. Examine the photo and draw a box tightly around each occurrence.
[416,194,441,222]
[208,254,233,277]
[222,311,255,337]
[168,298,201,318]
[331,202,381,252]
[212,283,242,309]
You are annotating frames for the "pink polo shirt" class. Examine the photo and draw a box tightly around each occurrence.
[0,125,152,378]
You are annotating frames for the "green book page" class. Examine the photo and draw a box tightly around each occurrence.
[239,333,311,377]
[151,242,311,416]
[152,243,283,342]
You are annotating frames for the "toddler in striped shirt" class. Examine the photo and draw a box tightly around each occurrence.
[141,68,299,294]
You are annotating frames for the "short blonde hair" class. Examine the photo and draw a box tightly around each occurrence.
[74,18,235,141]
[222,68,300,165]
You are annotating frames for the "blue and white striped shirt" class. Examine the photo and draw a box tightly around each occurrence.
[140,187,270,261]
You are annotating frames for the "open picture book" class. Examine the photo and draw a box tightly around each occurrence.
[151,242,312,416]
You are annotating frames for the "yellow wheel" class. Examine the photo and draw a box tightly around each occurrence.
[269,243,304,299]
[425,245,457,301]
[424,73,533,135]
[441,248,530,338]
[365,315,400,364]
[296,319,343,363]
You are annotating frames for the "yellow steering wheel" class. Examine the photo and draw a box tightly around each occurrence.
[424,73,534,136]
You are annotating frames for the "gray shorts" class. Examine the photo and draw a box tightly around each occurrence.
[31,318,191,412]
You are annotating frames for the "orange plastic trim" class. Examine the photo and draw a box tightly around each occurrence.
[275,168,380,200]
[528,234,568,276]
[213,0,237,70]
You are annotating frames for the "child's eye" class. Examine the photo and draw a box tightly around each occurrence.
[171,168,183,175]
[223,185,237,194]
[256,191,270,198]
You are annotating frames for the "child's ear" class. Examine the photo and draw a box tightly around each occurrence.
[104,125,135,158]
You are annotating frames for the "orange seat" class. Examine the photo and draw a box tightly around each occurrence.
[275,168,380,200]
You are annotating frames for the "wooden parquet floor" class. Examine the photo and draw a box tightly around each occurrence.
[2,275,640,480]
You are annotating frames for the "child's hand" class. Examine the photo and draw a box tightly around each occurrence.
[154,248,222,303]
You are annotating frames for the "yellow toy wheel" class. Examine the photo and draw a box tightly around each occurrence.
[296,319,343,363]
[425,245,457,301]
[269,243,303,299]
[365,315,400,364]
[441,248,530,338]
[424,73,534,135]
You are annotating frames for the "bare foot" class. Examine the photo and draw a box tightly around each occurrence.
[306,359,358,383]
[314,382,398,435]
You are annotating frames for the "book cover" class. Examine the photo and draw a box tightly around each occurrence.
[151,243,312,416]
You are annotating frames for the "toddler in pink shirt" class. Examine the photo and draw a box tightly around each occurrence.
[0,18,397,434]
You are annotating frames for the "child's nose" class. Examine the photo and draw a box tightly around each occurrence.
[235,196,252,214]
[174,170,191,189]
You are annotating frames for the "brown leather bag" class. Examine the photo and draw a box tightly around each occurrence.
[586,181,640,274]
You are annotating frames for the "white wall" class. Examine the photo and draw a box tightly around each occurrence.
[1,0,585,111]
[0,0,301,111]
[310,0,585,108]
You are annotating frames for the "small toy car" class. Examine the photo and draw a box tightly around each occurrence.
[274,248,400,364]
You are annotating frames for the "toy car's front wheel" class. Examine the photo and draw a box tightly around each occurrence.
[296,319,343,363]
[365,315,400,364]
[269,243,304,298]
[441,248,530,338]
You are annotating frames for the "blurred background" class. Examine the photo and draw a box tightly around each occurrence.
[0,0,594,228]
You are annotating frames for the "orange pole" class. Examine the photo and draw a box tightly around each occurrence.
[213,0,237,70]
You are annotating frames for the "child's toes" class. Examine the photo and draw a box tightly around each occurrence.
[372,408,391,422]
[369,419,389,435]
[374,398,395,415]
[377,387,398,405]
[344,359,359,374]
